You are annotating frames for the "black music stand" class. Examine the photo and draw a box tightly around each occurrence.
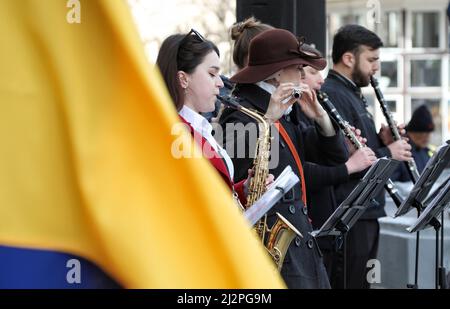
[395,140,450,217]
[393,140,450,289]
[407,180,450,289]
[311,158,400,288]
[423,175,450,207]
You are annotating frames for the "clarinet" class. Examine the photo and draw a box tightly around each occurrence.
[370,76,420,184]
[317,91,403,208]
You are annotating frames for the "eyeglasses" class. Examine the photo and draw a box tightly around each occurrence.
[179,28,206,47]
[177,29,206,59]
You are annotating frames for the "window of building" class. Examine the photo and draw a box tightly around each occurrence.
[412,12,440,48]
[379,11,402,48]
[410,59,441,87]
[327,13,363,55]
[326,4,448,144]
[381,60,398,88]
[448,100,450,139]
[363,93,377,122]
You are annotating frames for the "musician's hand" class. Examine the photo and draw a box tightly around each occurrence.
[265,174,275,189]
[296,84,336,136]
[345,126,367,154]
[264,83,297,123]
[243,170,275,196]
[353,127,368,145]
[296,84,327,120]
[345,147,377,174]
[379,123,407,145]
[387,139,412,161]
[379,124,393,145]
[398,123,407,135]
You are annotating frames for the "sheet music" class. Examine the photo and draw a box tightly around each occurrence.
[244,166,299,226]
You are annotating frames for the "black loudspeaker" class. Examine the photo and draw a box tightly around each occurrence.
[236,0,326,54]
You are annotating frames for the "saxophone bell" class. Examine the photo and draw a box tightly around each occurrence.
[266,213,302,270]
[216,94,301,271]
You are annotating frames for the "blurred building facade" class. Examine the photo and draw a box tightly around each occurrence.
[128,0,237,75]
[128,0,450,145]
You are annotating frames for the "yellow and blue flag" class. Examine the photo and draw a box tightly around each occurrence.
[0,0,284,288]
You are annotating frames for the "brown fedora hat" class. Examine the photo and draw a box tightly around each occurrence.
[230,29,327,84]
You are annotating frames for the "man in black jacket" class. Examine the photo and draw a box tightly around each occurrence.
[219,29,349,288]
[322,24,412,288]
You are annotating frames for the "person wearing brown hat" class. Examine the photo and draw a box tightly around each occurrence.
[219,28,350,288]
[206,17,274,122]
[231,17,274,71]
[392,104,436,182]
[156,29,279,211]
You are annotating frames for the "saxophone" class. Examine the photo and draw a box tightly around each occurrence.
[217,94,301,270]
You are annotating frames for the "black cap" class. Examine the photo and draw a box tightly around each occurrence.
[406,105,435,132]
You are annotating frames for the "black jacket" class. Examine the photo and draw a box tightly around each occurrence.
[298,114,349,250]
[219,83,348,288]
[322,70,391,219]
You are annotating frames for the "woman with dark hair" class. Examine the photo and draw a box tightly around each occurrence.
[157,29,243,203]
[156,29,276,206]
[157,29,221,113]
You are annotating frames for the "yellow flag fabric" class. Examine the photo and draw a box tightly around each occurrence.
[0,0,284,288]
